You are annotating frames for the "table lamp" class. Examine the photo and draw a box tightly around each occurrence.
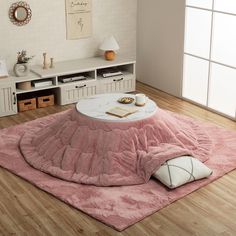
[99,36,120,61]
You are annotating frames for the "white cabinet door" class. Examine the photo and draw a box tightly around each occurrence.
[98,74,135,94]
[59,80,97,105]
[0,79,17,117]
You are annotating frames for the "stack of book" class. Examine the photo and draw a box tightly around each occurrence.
[32,79,53,88]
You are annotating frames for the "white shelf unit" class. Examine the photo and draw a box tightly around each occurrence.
[0,55,136,117]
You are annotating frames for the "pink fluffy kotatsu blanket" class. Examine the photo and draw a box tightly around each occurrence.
[19,108,212,186]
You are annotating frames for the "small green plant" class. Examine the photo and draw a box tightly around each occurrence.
[17,50,34,64]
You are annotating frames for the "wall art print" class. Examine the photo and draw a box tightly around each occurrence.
[65,0,92,39]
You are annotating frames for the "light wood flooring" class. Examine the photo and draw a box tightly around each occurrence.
[0,82,235,236]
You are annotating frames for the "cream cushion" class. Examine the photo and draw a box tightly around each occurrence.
[153,155,213,189]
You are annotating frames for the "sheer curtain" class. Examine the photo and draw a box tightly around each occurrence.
[182,0,236,119]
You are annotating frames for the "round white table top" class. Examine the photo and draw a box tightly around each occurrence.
[76,93,157,122]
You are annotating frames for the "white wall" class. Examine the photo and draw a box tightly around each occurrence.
[137,0,185,97]
[0,0,137,70]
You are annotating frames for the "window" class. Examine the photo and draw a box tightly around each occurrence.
[183,0,236,119]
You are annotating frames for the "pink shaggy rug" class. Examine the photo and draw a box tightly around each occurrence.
[0,109,236,231]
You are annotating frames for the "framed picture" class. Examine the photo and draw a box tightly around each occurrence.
[0,60,8,79]
[66,12,92,39]
[65,0,93,39]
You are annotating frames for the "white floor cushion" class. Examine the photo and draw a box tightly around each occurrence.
[153,155,213,189]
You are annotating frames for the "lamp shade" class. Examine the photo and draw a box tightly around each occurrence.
[99,36,120,51]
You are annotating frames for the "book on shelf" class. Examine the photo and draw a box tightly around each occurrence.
[59,75,87,83]
[32,80,53,88]
[98,67,123,78]
[106,106,138,118]
[102,71,123,78]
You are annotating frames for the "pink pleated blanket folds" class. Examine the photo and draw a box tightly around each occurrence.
[20,108,212,186]
[0,108,236,231]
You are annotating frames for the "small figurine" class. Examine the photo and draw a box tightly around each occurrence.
[50,58,54,69]
[43,53,48,69]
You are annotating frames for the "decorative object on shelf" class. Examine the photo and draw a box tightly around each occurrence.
[9,1,32,26]
[50,58,54,68]
[14,63,29,77]
[0,60,9,79]
[42,53,49,69]
[99,36,120,61]
[16,81,31,90]
[65,0,92,39]
[13,50,34,77]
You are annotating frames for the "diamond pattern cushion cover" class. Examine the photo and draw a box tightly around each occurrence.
[153,156,213,189]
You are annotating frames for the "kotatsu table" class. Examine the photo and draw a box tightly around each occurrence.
[76,93,157,122]
[20,93,212,187]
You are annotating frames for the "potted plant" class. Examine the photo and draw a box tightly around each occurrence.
[13,50,34,77]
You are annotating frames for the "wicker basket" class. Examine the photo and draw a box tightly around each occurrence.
[37,95,54,108]
[18,98,36,112]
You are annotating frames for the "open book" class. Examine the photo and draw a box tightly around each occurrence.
[106,106,138,118]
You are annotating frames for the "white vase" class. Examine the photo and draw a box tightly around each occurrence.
[13,63,29,77]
